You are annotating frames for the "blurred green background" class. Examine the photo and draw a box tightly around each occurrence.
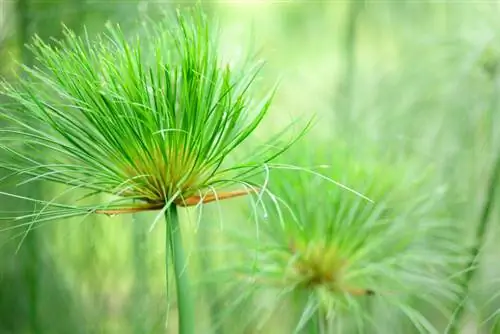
[1,1,500,333]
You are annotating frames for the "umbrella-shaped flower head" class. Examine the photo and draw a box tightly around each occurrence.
[213,140,462,333]
[0,9,299,220]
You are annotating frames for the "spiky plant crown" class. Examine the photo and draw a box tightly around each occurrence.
[0,9,298,227]
[215,138,463,333]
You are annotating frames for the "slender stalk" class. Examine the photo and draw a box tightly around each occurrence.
[449,151,500,333]
[317,307,326,334]
[342,0,363,123]
[131,212,148,334]
[16,0,29,66]
[16,0,41,332]
[74,0,86,32]
[198,226,223,333]
[166,206,195,334]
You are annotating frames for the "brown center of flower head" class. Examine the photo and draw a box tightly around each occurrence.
[119,145,201,203]
[92,145,257,214]
[288,240,374,297]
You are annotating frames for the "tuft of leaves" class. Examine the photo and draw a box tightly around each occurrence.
[210,137,464,333]
[0,8,299,230]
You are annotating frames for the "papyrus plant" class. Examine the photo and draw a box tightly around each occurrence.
[0,8,299,333]
[214,138,462,333]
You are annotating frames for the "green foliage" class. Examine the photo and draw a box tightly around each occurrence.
[208,136,464,333]
[1,1,500,333]
[0,7,300,333]
[0,8,296,223]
